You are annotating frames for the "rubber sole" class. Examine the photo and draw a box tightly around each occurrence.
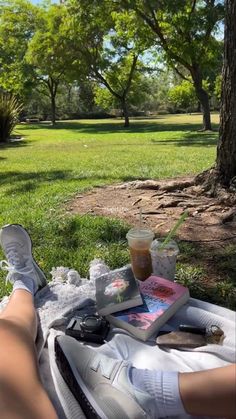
[55,337,108,419]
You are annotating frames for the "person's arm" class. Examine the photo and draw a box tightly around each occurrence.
[179,364,236,418]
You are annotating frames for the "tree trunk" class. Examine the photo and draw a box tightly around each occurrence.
[51,94,56,126]
[196,87,212,131]
[191,68,212,130]
[216,0,236,187]
[47,77,58,126]
[121,99,129,127]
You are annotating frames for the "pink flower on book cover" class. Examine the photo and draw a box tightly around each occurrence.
[104,278,129,297]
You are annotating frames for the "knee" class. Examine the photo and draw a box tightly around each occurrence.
[0,318,16,335]
[0,318,34,350]
[0,317,24,334]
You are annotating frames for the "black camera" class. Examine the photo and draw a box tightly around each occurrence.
[65,314,110,344]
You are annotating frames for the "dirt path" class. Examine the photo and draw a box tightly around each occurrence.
[68,176,236,242]
[67,176,236,288]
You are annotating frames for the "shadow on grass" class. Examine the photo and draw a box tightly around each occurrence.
[20,214,131,280]
[0,139,30,149]
[151,132,218,147]
[19,119,219,135]
[72,129,218,148]
[0,169,145,195]
[177,240,236,309]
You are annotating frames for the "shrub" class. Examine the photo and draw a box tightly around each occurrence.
[0,93,23,143]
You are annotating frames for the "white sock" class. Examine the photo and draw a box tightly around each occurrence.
[12,276,35,295]
[130,367,186,418]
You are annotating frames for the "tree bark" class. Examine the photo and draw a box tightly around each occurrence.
[47,77,59,126]
[121,98,129,127]
[195,87,211,131]
[191,66,212,130]
[51,94,56,126]
[216,0,236,186]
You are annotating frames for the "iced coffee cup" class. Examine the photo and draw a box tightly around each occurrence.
[150,239,179,281]
[126,228,154,281]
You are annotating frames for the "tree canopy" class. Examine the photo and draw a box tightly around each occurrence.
[0,0,223,126]
[120,0,224,130]
[1,0,235,188]
[0,0,40,97]
[26,4,70,124]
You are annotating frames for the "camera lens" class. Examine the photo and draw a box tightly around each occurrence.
[81,315,101,332]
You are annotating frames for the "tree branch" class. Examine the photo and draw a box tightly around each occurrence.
[91,66,122,99]
[172,65,191,81]
[130,2,192,71]
[123,54,138,96]
[190,0,197,16]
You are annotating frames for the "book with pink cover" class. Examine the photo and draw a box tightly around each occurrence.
[106,275,190,341]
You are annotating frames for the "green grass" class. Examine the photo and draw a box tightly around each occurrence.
[0,114,219,298]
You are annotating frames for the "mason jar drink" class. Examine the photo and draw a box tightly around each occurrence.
[150,239,179,281]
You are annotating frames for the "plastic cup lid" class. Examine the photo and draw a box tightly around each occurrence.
[126,228,154,240]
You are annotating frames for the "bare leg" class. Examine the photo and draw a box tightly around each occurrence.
[0,289,37,339]
[179,364,236,418]
[0,289,58,419]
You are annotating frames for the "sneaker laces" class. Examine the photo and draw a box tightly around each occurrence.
[0,245,33,284]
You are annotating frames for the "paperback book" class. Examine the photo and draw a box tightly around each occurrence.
[95,266,143,316]
[106,275,189,341]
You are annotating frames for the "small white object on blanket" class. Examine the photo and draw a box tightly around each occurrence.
[50,266,81,285]
[0,259,235,419]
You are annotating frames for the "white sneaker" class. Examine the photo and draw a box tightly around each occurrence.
[55,335,156,419]
[0,224,46,293]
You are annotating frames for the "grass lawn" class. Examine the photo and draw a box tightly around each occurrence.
[0,114,220,299]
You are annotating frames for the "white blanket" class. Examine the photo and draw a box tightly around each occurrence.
[0,260,235,419]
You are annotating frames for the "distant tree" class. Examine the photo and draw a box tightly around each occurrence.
[77,80,96,114]
[168,80,197,112]
[26,4,70,125]
[65,1,148,127]
[93,52,140,127]
[122,0,224,130]
[0,0,39,97]
[24,88,51,120]
[214,74,222,101]
[137,71,173,114]
[93,86,114,113]
[94,71,150,115]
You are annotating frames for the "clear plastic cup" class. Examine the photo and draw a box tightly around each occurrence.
[150,239,179,281]
[126,228,154,281]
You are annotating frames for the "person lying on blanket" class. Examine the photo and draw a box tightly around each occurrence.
[0,224,235,419]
